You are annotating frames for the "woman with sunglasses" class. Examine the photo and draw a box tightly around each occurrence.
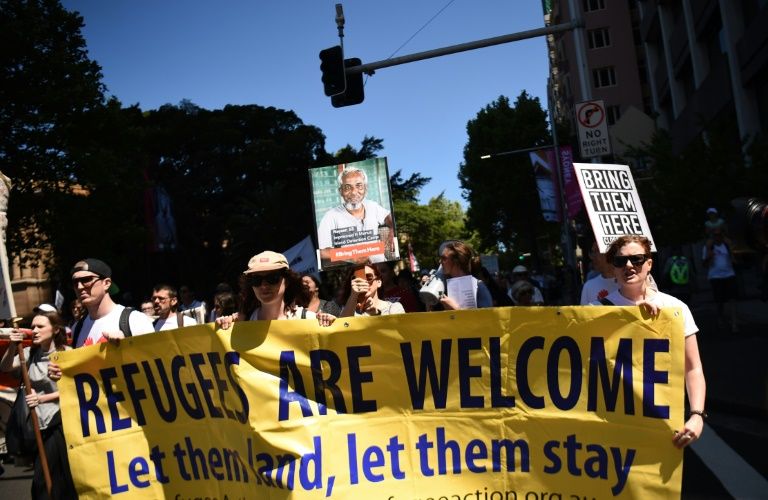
[600,235,706,449]
[340,263,405,317]
[216,251,335,328]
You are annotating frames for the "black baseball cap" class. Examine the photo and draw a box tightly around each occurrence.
[70,258,112,278]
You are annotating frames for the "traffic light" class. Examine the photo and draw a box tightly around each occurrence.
[331,58,364,108]
[319,45,345,96]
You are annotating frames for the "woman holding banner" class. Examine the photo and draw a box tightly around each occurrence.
[216,251,335,327]
[0,309,76,499]
[600,235,706,449]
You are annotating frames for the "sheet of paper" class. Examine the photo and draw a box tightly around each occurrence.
[446,275,477,309]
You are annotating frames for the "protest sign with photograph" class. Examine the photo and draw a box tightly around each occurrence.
[310,157,399,271]
[574,163,656,253]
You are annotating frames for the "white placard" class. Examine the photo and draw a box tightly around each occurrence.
[446,275,478,310]
[573,163,656,253]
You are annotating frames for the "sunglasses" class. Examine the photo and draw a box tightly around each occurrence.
[248,272,283,287]
[72,275,103,287]
[612,254,650,268]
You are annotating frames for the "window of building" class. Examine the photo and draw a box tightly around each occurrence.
[583,0,606,11]
[606,105,622,125]
[588,28,611,49]
[592,66,617,88]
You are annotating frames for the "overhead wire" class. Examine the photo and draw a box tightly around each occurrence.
[364,0,458,86]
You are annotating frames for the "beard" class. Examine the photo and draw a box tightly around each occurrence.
[344,200,363,211]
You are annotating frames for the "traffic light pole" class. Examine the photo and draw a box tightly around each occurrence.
[344,21,581,76]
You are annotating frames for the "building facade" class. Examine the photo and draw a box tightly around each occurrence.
[545,0,767,156]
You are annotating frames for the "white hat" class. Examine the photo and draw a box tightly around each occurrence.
[34,303,57,313]
[706,207,718,214]
[512,265,528,274]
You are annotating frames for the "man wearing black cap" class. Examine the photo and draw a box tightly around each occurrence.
[69,258,154,346]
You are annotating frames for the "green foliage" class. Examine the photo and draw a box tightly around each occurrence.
[394,194,475,271]
[0,0,142,281]
[622,117,768,246]
[141,103,329,290]
[458,92,552,259]
[390,170,430,204]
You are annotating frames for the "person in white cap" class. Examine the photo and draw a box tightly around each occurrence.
[704,207,727,238]
[507,265,544,305]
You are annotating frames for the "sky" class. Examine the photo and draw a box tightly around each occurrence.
[61,1,550,205]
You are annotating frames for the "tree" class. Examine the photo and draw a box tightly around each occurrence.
[141,102,331,292]
[0,0,153,282]
[622,116,768,246]
[458,92,553,263]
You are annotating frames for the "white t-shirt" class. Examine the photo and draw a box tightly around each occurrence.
[248,306,316,321]
[317,199,390,249]
[596,290,699,337]
[355,301,405,316]
[76,304,156,347]
[580,275,619,305]
[703,242,735,280]
[153,313,198,332]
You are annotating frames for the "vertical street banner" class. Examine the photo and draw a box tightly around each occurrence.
[57,307,686,499]
[309,157,399,271]
[573,163,656,252]
[528,146,582,222]
[559,145,583,218]
[529,150,560,222]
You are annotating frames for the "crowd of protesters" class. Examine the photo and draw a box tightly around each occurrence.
[0,235,712,497]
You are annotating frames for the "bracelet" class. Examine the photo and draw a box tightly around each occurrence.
[688,409,708,419]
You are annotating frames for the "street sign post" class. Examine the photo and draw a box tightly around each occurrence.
[576,100,612,159]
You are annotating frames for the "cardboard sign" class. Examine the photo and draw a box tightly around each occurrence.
[309,157,399,271]
[574,163,656,252]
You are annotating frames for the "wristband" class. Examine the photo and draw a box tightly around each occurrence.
[688,409,707,419]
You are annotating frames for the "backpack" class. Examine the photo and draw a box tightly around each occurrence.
[73,307,134,346]
[669,256,690,285]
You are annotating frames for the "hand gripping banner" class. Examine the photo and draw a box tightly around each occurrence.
[55,306,685,499]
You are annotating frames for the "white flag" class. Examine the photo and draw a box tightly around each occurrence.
[283,236,318,275]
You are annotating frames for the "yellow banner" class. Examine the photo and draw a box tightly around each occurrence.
[56,307,685,499]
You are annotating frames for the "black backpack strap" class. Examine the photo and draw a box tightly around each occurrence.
[73,317,86,347]
[177,311,184,327]
[301,307,307,319]
[119,307,134,337]
[599,297,614,306]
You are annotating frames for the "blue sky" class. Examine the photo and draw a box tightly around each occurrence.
[61,1,550,205]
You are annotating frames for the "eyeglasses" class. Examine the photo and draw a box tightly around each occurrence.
[340,182,366,193]
[248,273,283,287]
[365,274,378,283]
[611,254,650,268]
[72,275,103,288]
[151,295,170,302]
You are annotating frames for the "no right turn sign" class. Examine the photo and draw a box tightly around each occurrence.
[576,100,612,159]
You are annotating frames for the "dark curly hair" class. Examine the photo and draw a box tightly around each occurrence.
[238,269,310,319]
